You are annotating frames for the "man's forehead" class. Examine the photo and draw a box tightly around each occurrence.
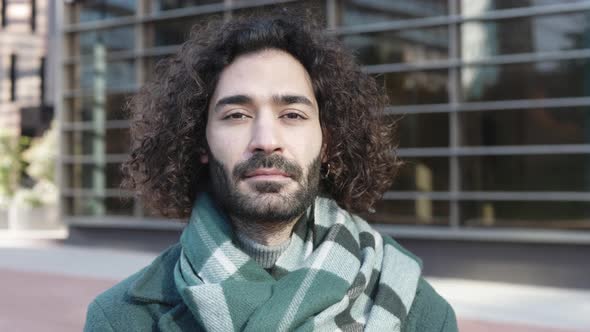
[210,49,317,107]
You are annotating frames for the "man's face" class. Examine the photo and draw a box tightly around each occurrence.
[203,49,323,223]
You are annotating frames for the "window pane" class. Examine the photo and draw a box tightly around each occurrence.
[78,27,135,55]
[152,16,216,47]
[64,93,130,123]
[460,107,590,146]
[461,59,590,102]
[154,0,221,11]
[64,196,134,216]
[362,199,450,226]
[78,59,136,90]
[377,70,449,106]
[341,27,449,65]
[395,112,449,148]
[460,154,590,191]
[460,0,587,15]
[461,201,590,230]
[394,157,449,191]
[336,0,448,27]
[462,12,590,60]
[64,128,130,155]
[63,163,124,189]
[76,0,136,23]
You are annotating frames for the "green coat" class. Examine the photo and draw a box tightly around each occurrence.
[84,244,458,332]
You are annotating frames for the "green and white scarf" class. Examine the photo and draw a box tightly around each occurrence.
[174,193,422,331]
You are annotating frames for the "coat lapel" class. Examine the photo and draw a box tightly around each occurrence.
[125,244,200,330]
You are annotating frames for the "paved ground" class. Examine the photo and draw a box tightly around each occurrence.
[0,232,588,332]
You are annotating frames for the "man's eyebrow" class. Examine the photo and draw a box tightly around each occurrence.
[213,95,253,112]
[272,94,314,107]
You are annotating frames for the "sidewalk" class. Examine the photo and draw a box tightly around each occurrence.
[0,236,588,332]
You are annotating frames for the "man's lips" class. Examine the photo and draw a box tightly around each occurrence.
[244,168,291,179]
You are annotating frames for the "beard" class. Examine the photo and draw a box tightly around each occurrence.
[208,152,321,224]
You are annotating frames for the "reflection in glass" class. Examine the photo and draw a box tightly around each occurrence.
[394,157,449,191]
[395,113,449,148]
[376,70,448,105]
[462,59,590,102]
[79,59,136,90]
[460,0,587,15]
[461,201,590,230]
[63,163,124,189]
[362,199,449,225]
[461,11,590,60]
[460,108,590,146]
[64,129,130,155]
[335,0,448,26]
[64,93,130,123]
[64,196,134,216]
[79,27,135,55]
[153,16,213,47]
[461,154,590,192]
[78,0,136,22]
[341,27,448,65]
[154,0,221,11]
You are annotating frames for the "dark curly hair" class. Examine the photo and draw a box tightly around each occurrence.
[122,11,400,219]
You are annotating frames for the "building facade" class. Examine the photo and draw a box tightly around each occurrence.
[59,0,590,246]
[1,0,54,137]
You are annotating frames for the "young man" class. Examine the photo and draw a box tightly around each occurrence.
[84,13,457,332]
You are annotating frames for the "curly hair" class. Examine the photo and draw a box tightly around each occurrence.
[122,11,400,219]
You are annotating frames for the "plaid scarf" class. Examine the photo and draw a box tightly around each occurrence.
[174,193,422,331]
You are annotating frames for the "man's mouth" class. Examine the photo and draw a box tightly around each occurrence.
[244,168,291,179]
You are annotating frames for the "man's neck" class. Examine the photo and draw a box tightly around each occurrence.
[230,214,303,246]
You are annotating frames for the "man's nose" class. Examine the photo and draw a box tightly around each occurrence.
[247,114,283,155]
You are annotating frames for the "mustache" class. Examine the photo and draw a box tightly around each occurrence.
[233,153,303,181]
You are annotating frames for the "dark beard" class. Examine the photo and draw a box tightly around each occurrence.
[208,152,321,224]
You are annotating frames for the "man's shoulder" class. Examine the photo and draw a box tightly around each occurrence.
[84,244,183,332]
[404,277,458,332]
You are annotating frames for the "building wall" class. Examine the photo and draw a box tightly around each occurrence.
[0,0,50,136]
[60,0,590,244]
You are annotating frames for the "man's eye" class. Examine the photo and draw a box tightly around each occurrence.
[282,112,305,120]
[223,113,249,120]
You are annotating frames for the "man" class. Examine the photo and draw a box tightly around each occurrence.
[84,13,457,332]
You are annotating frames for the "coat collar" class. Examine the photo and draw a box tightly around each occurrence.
[127,243,183,305]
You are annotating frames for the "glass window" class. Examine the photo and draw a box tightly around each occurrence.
[376,69,449,106]
[335,0,448,27]
[151,16,215,47]
[78,59,136,90]
[460,154,590,192]
[63,163,125,189]
[154,0,222,11]
[362,199,450,226]
[77,0,136,23]
[460,0,587,15]
[77,26,135,56]
[395,112,449,148]
[461,11,590,60]
[341,27,449,65]
[64,128,130,156]
[394,157,449,191]
[461,201,590,230]
[461,59,590,102]
[63,196,134,216]
[460,107,590,146]
[64,93,130,123]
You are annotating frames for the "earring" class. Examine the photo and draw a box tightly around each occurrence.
[321,163,331,179]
